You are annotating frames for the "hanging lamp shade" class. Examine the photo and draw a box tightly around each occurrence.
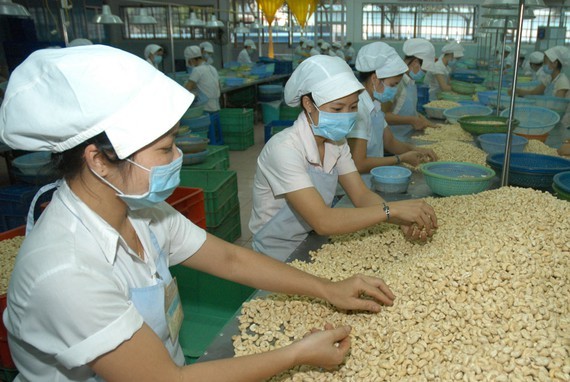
[482,8,536,20]
[0,0,30,17]
[130,8,157,25]
[250,18,262,29]
[93,5,123,24]
[235,22,250,34]
[482,0,546,10]
[481,18,517,29]
[286,0,318,29]
[184,12,205,27]
[205,14,224,28]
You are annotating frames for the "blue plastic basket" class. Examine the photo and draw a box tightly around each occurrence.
[486,153,570,190]
[419,161,496,196]
[443,105,493,124]
[477,133,528,155]
[500,106,560,135]
[488,94,534,109]
[525,95,570,116]
[553,171,570,194]
[451,72,485,84]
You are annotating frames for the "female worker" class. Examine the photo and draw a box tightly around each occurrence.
[237,39,256,65]
[384,38,438,140]
[199,41,215,66]
[250,55,437,261]
[347,42,437,188]
[144,43,163,69]
[522,51,548,83]
[1,46,397,381]
[425,42,464,101]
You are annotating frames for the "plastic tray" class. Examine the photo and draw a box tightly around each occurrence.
[477,133,528,155]
[500,106,560,135]
[166,187,206,229]
[419,161,496,196]
[553,171,570,194]
[220,108,254,134]
[443,105,493,124]
[264,120,294,143]
[223,131,254,151]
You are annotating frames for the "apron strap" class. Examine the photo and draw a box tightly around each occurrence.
[26,180,62,235]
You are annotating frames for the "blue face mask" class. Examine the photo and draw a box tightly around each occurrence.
[153,55,163,66]
[448,59,457,67]
[203,52,210,60]
[408,69,425,81]
[543,64,554,75]
[373,81,398,103]
[92,149,183,210]
[307,104,357,142]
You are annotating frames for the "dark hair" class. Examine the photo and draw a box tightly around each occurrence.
[358,70,375,83]
[404,55,423,66]
[52,131,126,180]
[300,93,316,113]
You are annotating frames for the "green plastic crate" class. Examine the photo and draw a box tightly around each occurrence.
[182,156,229,172]
[206,145,230,164]
[179,170,237,215]
[224,131,254,151]
[206,204,241,242]
[206,192,239,227]
[220,108,254,134]
[279,104,302,120]
[170,264,254,364]
[226,87,255,106]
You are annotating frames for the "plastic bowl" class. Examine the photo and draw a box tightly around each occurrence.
[451,80,477,95]
[370,166,412,194]
[553,183,570,201]
[420,161,496,196]
[183,149,208,165]
[525,95,570,116]
[486,153,570,190]
[458,116,519,135]
[553,171,570,194]
[12,152,53,176]
[477,133,528,155]
[443,105,493,124]
[514,132,549,142]
[423,105,448,120]
[500,106,560,135]
[488,95,534,109]
[176,137,210,154]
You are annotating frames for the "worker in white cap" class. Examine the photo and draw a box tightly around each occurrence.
[344,41,356,65]
[384,38,438,140]
[316,38,325,53]
[502,45,514,70]
[199,41,215,66]
[348,42,437,188]
[294,39,309,65]
[425,41,463,101]
[332,42,345,60]
[237,39,256,65]
[144,43,164,69]
[0,45,401,381]
[319,42,333,56]
[184,45,220,116]
[67,38,93,47]
[308,40,320,57]
[250,55,437,260]
[522,51,547,80]
[515,45,570,99]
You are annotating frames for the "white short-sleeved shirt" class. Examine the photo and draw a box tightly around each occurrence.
[188,62,221,112]
[249,113,357,234]
[3,181,207,381]
[546,73,570,96]
[345,47,356,64]
[237,49,252,64]
[425,59,449,101]
[348,90,386,141]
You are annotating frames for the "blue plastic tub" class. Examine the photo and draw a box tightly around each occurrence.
[451,72,485,84]
[11,152,53,176]
[443,105,493,124]
[487,153,570,190]
[420,161,495,196]
[225,77,245,87]
[370,166,412,193]
[259,84,283,95]
[500,106,560,135]
[553,171,570,194]
[525,95,570,116]
[477,133,528,155]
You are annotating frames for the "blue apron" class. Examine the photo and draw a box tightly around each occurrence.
[362,106,385,188]
[390,79,418,141]
[253,165,338,261]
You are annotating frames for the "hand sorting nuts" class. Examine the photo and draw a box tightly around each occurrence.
[234,187,570,381]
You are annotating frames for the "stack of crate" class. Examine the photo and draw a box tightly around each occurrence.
[181,145,230,172]
[179,169,241,243]
[219,108,255,151]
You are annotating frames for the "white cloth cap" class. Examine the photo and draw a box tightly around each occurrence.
[68,38,92,47]
[244,39,256,49]
[403,38,435,71]
[520,48,527,57]
[0,45,194,159]
[317,39,325,45]
[442,42,464,58]
[305,40,314,48]
[355,42,408,79]
[144,44,162,59]
[184,45,202,60]
[545,45,570,66]
[529,51,544,64]
[299,37,306,43]
[284,55,363,107]
[200,42,214,53]
[504,45,512,53]
[321,42,331,50]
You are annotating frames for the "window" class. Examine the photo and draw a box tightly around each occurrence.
[362,3,477,41]
[519,7,566,43]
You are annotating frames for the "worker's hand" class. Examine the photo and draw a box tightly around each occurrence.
[292,323,351,369]
[387,199,438,239]
[400,150,432,167]
[411,116,430,131]
[323,274,395,312]
[507,87,513,96]
[415,147,438,162]
[419,114,438,128]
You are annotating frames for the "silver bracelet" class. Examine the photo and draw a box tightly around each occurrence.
[382,202,390,221]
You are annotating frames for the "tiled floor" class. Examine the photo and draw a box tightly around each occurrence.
[229,121,266,249]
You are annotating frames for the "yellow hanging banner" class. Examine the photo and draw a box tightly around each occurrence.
[287,0,319,29]
[256,0,285,26]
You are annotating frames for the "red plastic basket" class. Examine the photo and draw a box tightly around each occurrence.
[166,187,206,229]
[0,225,25,370]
